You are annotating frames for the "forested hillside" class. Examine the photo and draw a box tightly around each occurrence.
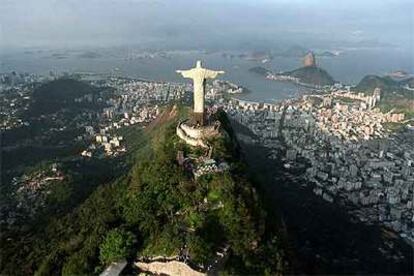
[0,106,287,275]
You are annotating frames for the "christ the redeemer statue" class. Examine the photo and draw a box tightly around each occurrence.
[177,60,224,126]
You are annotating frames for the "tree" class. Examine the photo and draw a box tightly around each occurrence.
[187,235,213,265]
[99,228,134,265]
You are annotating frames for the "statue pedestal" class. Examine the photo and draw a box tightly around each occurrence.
[176,120,221,148]
[191,112,205,126]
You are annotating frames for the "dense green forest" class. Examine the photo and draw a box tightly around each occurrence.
[28,78,104,116]
[0,106,286,275]
[355,75,405,94]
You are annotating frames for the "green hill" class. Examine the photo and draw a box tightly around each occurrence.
[354,75,398,93]
[398,77,414,89]
[28,78,101,116]
[353,74,413,99]
[354,75,414,119]
[0,106,287,275]
[33,78,94,100]
[285,66,335,87]
[354,74,414,93]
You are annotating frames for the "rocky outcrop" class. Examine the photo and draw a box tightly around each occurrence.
[303,52,316,67]
[135,260,205,276]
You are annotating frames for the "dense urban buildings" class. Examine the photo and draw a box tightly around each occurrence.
[223,88,413,244]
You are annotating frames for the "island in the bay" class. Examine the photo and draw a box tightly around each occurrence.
[250,51,336,88]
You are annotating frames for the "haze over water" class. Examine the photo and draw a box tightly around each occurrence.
[1,0,413,102]
[1,48,412,102]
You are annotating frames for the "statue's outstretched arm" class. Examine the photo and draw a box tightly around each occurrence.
[176,69,195,79]
[204,69,225,79]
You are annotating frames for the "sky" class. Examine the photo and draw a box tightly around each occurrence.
[0,0,413,51]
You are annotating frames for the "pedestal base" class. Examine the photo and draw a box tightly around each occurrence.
[192,112,205,126]
[176,120,221,148]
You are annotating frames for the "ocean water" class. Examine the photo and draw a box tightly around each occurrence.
[1,48,412,103]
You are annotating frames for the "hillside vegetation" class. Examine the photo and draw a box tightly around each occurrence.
[354,75,414,118]
[0,106,286,275]
[28,78,105,116]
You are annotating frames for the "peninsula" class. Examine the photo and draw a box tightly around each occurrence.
[249,51,336,88]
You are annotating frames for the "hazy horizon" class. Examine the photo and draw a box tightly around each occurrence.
[1,0,413,53]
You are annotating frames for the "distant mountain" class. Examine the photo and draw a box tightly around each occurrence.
[78,51,102,59]
[274,47,339,58]
[285,66,335,87]
[249,65,335,87]
[387,70,409,79]
[354,75,414,118]
[355,75,414,92]
[317,51,337,57]
[275,45,308,57]
[250,49,336,87]
[400,77,414,89]
[248,66,272,76]
[247,51,273,61]
[353,75,414,95]
[354,75,398,93]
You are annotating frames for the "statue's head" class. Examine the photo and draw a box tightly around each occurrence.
[196,60,202,68]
